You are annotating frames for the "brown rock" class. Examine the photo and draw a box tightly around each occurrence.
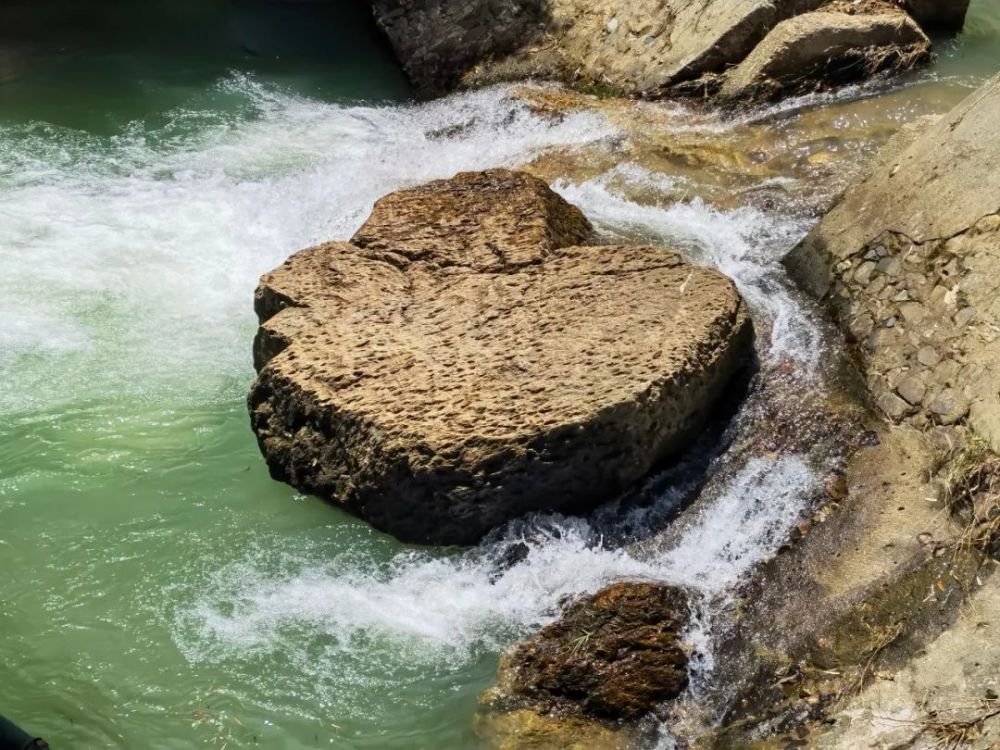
[929,388,970,425]
[719,11,931,101]
[877,390,913,421]
[249,170,754,544]
[897,375,927,406]
[492,582,690,720]
[785,75,1000,447]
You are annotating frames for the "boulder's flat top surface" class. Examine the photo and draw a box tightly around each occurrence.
[250,169,752,543]
[258,241,746,456]
[720,11,929,99]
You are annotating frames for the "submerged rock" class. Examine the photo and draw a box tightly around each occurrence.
[249,169,753,544]
[484,582,689,734]
[719,11,930,101]
[785,73,1000,448]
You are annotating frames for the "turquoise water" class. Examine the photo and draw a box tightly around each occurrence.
[1,2,999,748]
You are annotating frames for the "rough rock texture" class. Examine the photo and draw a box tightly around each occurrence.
[785,74,1000,449]
[719,11,930,100]
[475,709,633,750]
[815,575,1000,749]
[905,0,971,31]
[488,582,690,720]
[370,0,950,99]
[249,169,753,545]
[369,0,544,94]
[373,0,831,96]
[465,0,843,96]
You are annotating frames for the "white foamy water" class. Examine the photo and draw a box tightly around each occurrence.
[554,166,820,368]
[177,454,818,692]
[3,76,825,721]
[0,77,615,414]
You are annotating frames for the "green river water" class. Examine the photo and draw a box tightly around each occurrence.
[1,2,999,748]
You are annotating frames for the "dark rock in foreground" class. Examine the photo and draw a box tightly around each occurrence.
[249,169,753,545]
[492,581,690,720]
[477,581,689,747]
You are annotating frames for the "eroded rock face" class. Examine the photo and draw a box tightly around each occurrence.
[719,11,930,101]
[249,170,754,544]
[370,0,953,100]
[369,0,544,94]
[785,74,1000,449]
[486,582,690,723]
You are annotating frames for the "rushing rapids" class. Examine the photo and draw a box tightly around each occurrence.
[2,2,1000,746]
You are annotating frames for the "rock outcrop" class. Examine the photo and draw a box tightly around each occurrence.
[368,0,544,95]
[719,11,930,101]
[370,0,954,100]
[905,0,971,31]
[785,74,1000,449]
[479,581,689,745]
[249,169,753,545]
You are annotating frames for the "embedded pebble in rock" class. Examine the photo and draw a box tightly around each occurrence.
[878,391,913,421]
[248,169,754,544]
[929,389,970,426]
[897,376,927,407]
[916,347,940,367]
[955,306,977,327]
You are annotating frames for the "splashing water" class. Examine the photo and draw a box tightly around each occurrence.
[554,166,820,369]
[0,78,615,414]
[0,72,906,748]
[118,83,827,694]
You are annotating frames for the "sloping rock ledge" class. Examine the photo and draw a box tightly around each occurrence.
[248,169,753,545]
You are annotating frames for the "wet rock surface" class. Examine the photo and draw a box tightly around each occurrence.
[785,73,1000,449]
[249,169,753,544]
[905,0,971,31]
[719,11,930,101]
[479,581,689,747]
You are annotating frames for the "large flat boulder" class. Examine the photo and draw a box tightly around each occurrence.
[719,11,930,100]
[249,170,753,544]
[785,74,1000,448]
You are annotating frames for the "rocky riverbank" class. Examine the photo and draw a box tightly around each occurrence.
[474,72,1000,749]
[370,0,969,100]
